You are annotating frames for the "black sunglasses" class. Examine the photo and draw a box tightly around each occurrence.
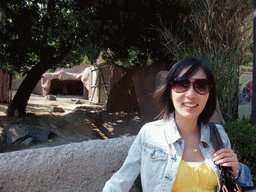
[170,77,212,95]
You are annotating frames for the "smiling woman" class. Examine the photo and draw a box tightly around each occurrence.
[102,57,254,192]
[155,57,217,124]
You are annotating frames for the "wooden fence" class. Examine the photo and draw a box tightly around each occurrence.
[0,68,13,103]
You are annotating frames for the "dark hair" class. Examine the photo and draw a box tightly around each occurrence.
[154,57,216,124]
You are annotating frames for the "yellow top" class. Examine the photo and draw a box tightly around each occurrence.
[172,160,219,192]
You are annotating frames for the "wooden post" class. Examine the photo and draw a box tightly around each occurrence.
[0,68,12,103]
[9,75,14,102]
[4,71,7,102]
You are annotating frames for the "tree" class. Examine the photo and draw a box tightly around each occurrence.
[0,0,186,116]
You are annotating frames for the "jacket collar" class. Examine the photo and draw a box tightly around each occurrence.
[200,123,211,145]
[164,113,211,145]
[164,113,182,144]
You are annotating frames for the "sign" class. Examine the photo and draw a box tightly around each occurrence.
[238,65,253,119]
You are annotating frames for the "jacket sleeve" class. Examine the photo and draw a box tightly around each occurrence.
[216,124,254,187]
[102,128,143,192]
[236,163,254,187]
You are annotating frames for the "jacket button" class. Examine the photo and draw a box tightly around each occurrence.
[202,142,208,148]
[165,176,172,181]
[151,152,156,159]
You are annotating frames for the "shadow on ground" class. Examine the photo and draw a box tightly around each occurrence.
[0,105,141,153]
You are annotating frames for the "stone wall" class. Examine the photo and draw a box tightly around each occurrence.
[41,64,91,97]
[13,64,91,96]
[107,67,139,112]
[133,62,170,126]
[0,137,136,192]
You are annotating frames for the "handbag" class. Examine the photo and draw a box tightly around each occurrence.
[208,122,243,192]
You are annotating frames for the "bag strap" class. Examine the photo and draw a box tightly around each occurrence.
[208,122,234,177]
[209,123,245,192]
[209,122,224,151]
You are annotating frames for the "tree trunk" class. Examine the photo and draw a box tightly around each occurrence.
[6,64,48,116]
[6,44,72,117]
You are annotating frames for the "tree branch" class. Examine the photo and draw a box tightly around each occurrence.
[42,0,55,44]
[37,43,73,72]
[53,43,73,65]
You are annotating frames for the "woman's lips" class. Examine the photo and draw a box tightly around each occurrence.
[183,103,198,108]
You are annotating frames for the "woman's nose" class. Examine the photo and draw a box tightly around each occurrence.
[185,84,197,97]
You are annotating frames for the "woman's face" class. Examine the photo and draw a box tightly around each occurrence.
[171,67,209,122]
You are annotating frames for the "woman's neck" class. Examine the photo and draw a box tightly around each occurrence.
[175,114,200,136]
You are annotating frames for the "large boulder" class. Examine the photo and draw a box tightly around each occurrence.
[0,137,136,192]
[4,124,53,146]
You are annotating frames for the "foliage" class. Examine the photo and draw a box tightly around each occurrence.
[224,117,256,185]
[244,40,254,66]
[159,0,253,120]
[102,47,152,67]
[134,175,142,192]
[1,0,190,115]
[0,0,104,75]
[0,0,183,75]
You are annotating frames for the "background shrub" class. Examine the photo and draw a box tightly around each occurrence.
[134,175,142,192]
[224,117,256,184]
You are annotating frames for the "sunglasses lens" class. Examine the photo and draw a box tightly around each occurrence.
[171,78,190,93]
[171,78,211,95]
[194,79,211,95]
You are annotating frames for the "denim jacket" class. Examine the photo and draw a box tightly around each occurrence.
[103,113,254,192]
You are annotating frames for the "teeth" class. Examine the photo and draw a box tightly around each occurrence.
[183,103,197,107]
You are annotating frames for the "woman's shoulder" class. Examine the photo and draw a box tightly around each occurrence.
[140,119,167,132]
[214,123,224,130]
[212,123,231,148]
[139,119,171,151]
[140,116,176,136]
[214,123,227,135]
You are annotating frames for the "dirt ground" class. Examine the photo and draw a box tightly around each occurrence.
[0,93,141,152]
